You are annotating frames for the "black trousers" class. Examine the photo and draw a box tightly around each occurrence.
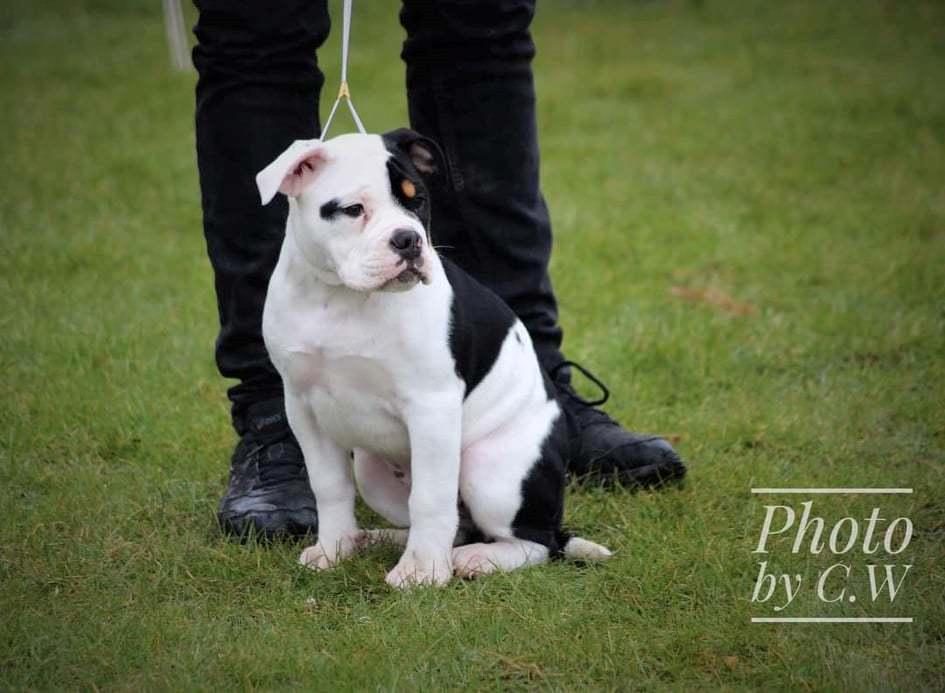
[194,0,564,417]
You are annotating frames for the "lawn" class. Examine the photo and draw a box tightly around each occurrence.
[2,0,944,689]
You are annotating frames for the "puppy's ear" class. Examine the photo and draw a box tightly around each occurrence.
[256,140,329,205]
[382,128,444,177]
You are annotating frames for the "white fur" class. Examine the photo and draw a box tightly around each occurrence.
[261,134,610,589]
[563,537,613,561]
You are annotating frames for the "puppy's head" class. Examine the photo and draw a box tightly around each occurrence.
[256,129,442,293]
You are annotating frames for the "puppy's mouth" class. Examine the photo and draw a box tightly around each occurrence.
[396,266,424,284]
[375,260,430,292]
[392,257,431,286]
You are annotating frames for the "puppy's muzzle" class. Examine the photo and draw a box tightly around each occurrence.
[389,228,423,262]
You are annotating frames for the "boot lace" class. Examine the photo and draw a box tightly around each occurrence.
[550,360,663,462]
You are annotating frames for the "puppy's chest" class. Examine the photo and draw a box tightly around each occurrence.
[271,322,411,458]
[307,355,408,457]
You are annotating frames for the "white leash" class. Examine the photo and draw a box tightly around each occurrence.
[162,0,191,71]
[320,0,367,140]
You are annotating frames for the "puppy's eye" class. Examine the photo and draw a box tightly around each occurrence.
[342,204,364,218]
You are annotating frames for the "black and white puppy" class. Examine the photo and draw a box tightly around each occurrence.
[256,129,610,589]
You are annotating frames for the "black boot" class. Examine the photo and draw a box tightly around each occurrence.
[217,399,318,540]
[550,362,687,488]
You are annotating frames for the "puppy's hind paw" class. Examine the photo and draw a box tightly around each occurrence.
[451,543,500,579]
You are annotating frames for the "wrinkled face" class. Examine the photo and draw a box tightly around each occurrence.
[259,132,438,293]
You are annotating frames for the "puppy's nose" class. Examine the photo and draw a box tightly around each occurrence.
[389,228,422,260]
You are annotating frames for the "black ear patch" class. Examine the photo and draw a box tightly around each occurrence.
[382,128,444,177]
[407,140,438,174]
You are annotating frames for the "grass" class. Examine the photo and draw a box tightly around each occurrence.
[2,0,944,689]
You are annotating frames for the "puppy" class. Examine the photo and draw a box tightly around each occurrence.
[256,129,610,588]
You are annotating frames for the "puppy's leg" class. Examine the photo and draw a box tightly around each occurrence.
[386,397,462,589]
[285,393,360,571]
[452,539,549,578]
[457,405,566,577]
[354,450,410,528]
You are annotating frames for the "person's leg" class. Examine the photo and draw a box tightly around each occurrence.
[399,0,562,370]
[193,0,329,537]
[399,0,686,486]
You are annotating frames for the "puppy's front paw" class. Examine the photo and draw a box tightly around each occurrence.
[385,548,453,589]
[298,534,361,571]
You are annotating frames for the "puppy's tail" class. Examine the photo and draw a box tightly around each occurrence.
[559,532,613,561]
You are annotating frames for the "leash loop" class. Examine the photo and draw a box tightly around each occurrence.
[321,0,366,140]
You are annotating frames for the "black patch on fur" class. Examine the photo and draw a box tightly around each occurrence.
[319,198,341,220]
[440,256,517,398]
[509,371,572,557]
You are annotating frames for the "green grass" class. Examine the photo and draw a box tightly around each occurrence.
[2,0,944,689]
